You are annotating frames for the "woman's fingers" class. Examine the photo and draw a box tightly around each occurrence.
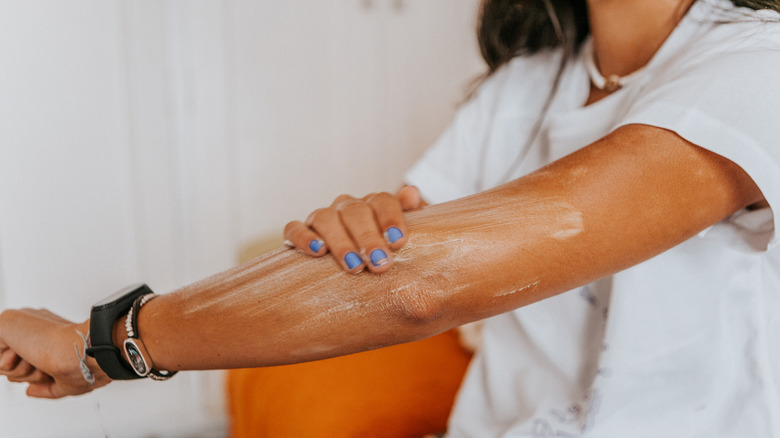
[284,190,421,273]
[5,361,36,383]
[397,185,426,211]
[0,327,49,385]
[365,192,407,249]
[307,207,366,273]
[0,348,22,373]
[338,200,393,273]
[0,349,46,383]
[284,220,326,256]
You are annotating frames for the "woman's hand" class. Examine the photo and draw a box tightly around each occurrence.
[284,186,425,273]
[0,308,110,398]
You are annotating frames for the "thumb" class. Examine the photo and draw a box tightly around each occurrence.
[26,381,59,399]
[398,185,424,211]
[26,376,89,399]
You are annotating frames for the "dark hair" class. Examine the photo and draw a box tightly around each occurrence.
[477,0,780,74]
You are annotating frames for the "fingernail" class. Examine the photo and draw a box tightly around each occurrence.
[385,227,403,244]
[309,239,324,253]
[370,249,389,267]
[344,252,362,270]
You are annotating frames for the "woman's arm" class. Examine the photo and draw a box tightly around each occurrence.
[0,123,764,396]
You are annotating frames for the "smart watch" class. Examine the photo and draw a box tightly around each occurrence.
[86,283,152,380]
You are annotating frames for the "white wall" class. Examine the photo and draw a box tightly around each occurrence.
[228,0,484,240]
[0,0,483,436]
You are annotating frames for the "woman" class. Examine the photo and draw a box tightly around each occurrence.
[1,0,779,436]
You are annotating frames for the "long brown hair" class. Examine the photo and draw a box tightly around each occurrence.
[477,0,780,74]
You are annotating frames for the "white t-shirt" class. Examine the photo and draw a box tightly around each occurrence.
[405,1,780,436]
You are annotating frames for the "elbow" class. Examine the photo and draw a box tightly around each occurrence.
[386,280,447,327]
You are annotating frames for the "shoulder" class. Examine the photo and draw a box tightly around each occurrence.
[616,5,780,252]
[658,3,780,79]
[631,4,780,108]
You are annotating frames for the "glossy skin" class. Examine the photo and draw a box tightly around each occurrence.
[0,0,766,398]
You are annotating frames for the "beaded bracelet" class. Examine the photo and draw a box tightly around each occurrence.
[123,293,177,380]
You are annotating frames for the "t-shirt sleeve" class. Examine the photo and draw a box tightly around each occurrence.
[405,51,562,204]
[404,87,492,204]
[618,46,780,251]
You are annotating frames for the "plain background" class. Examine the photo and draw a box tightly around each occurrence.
[0,0,483,436]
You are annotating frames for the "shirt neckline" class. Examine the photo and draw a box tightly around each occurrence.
[565,0,710,111]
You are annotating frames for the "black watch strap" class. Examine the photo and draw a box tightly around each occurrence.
[86,284,152,380]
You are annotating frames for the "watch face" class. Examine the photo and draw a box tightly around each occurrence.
[92,284,149,309]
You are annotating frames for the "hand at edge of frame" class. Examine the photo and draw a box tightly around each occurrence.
[0,308,111,398]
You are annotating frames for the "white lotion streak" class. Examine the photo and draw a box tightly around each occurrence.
[169,191,585,366]
[495,280,541,298]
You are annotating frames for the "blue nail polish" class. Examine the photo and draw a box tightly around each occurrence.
[385,227,403,244]
[344,252,362,270]
[309,239,324,253]
[370,249,389,267]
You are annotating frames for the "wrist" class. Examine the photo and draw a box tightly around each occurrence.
[85,284,176,380]
[86,284,153,380]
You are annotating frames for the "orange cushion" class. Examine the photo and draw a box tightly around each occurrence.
[227,330,472,438]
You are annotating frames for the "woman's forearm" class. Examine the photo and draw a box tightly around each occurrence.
[134,186,582,370]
